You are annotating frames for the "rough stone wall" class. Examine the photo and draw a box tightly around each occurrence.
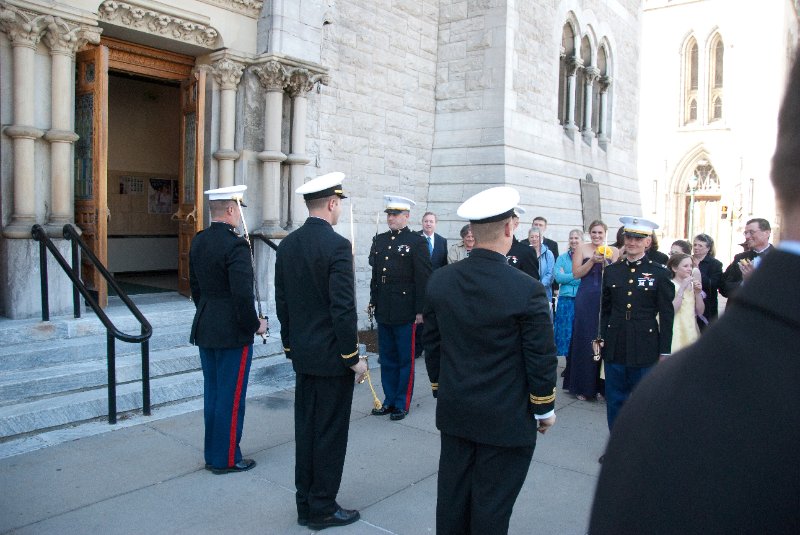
[506,0,643,244]
[427,0,509,241]
[316,0,440,300]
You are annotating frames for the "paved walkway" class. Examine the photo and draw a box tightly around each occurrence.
[0,358,608,534]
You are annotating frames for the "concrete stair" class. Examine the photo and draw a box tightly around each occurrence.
[0,293,291,440]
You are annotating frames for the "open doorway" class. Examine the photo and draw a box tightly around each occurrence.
[107,72,181,295]
[74,38,202,304]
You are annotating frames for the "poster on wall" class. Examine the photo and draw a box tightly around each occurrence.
[148,178,176,214]
[119,175,145,195]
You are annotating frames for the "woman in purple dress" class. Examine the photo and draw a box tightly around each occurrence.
[563,220,619,400]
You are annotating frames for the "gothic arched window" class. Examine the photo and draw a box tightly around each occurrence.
[558,22,576,125]
[683,37,699,125]
[709,34,724,121]
[575,36,591,131]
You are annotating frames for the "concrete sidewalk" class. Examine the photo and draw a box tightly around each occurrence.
[0,358,608,534]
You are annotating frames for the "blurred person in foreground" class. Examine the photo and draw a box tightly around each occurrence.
[589,53,800,534]
[424,187,557,535]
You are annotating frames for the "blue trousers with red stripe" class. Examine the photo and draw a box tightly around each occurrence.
[199,345,253,468]
[377,322,416,411]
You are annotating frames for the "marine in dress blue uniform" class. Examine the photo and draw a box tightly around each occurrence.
[424,187,558,535]
[368,195,432,420]
[275,172,367,530]
[599,217,674,431]
[189,185,266,474]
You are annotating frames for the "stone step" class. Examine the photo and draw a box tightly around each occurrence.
[0,293,197,346]
[0,350,295,439]
[0,339,284,405]
[0,322,197,371]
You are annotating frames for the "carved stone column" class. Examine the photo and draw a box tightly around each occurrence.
[253,60,287,236]
[43,18,101,232]
[564,57,581,138]
[211,57,245,188]
[0,4,48,237]
[597,76,613,147]
[285,68,325,230]
[582,66,600,140]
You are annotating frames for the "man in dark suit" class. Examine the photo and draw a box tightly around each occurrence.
[507,209,540,279]
[720,217,774,298]
[368,195,432,420]
[189,185,267,474]
[424,186,557,535]
[275,172,367,530]
[414,212,447,357]
[419,211,448,269]
[589,55,800,534]
[597,217,674,432]
[521,216,559,301]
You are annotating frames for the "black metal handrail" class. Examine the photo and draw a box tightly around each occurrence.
[31,224,153,424]
[251,232,279,252]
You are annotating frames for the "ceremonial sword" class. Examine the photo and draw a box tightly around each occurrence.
[351,202,383,410]
[236,198,268,343]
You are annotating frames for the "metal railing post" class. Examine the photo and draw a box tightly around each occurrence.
[38,237,49,322]
[107,332,117,425]
[141,331,151,416]
[71,236,81,318]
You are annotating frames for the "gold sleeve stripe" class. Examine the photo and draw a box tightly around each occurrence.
[431,383,438,390]
[341,349,359,359]
[530,388,557,404]
[284,347,291,352]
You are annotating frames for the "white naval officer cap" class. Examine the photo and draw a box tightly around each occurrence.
[205,185,247,207]
[384,195,416,214]
[620,216,659,238]
[457,186,521,224]
[296,172,348,200]
[513,205,526,217]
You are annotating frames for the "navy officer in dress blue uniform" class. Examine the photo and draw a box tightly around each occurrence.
[596,216,674,435]
[368,195,432,420]
[275,172,368,530]
[189,185,267,474]
[424,187,558,535]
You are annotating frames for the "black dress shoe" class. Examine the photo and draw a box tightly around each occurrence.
[371,405,394,416]
[307,507,360,530]
[390,408,408,421]
[210,458,256,474]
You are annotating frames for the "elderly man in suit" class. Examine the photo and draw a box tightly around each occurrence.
[275,172,368,530]
[589,53,800,534]
[189,185,267,474]
[720,217,775,298]
[424,186,557,535]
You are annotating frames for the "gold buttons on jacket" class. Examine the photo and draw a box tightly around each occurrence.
[628,279,633,284]
[627,291,632,296]
[626,303,632,309]
[382,268,387,272]
[391,236,396,240]
[630,268,636,272]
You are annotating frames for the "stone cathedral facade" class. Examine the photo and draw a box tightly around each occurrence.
[0,0,643,319]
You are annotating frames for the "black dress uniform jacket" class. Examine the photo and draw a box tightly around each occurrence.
[600,257,674,366]
[423,248,557,448]
[590,250,800,534]
[189,222,260,348]
[369,226,432,324]
[720,243,774,298]
[275,217,360,375]
[507,236,540,280]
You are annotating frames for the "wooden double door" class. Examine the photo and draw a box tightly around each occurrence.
[74,38,205,306]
